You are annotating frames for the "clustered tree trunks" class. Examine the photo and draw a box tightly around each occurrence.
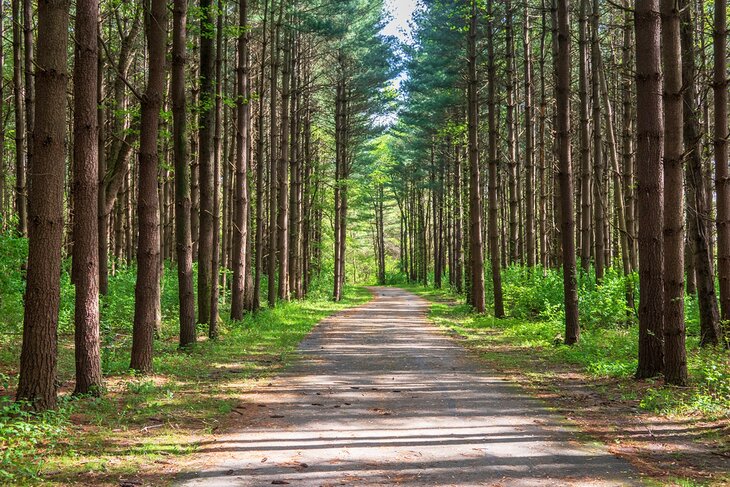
[396,0,729,376]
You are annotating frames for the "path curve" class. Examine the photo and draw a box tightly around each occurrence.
[177,287,638,486]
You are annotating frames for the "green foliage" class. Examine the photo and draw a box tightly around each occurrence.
[407,265,730,419]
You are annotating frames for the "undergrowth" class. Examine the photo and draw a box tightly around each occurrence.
[0,234,371,483]
[404,264,730,419]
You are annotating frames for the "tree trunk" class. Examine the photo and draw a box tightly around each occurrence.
[714,0,730,324]
[556,0,580,345]
[661,0,687,385]
[231,0,251,320]
[268,1,283,307]
[487,0,504,317]
[172,0,196,347]
[523,3,536,269]
[681,1,723,346]
[591,0,604,281]
[277,32,291,301]
[467,0,486,313]
[505,0,519,265]
[131,0,166,373]
[11,0,26,236]
[578,0,591,273]
[72,0,102,395]
[634,0,665,379]
[16,0,70,410]
[197,0,216,325]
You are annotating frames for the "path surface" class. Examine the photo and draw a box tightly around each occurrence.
[177,287,639,486]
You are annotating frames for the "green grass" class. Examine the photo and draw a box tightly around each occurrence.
[0,235,372,483]
[400,272,730,420]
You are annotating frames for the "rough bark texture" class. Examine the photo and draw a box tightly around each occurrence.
[591,0,604,281]
[11,0,27,236]
[487,0,504,317]
[231,0,250,320]
[660,0,687,386]
[72,0,102,395]
[467,1,486,313]
[173,0,196,347]
[16,0,70,410]
[131,0,166,373]
[714,0,730,323]
[680,1,722,346]
[197,0,216,325]
[556,0,580,345]
[635,0,665,379]
[578,0,591,273]
[523,4,535,269]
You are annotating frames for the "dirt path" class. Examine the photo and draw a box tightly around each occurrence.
[176,287,639,486]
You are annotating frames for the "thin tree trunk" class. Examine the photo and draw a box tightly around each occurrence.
[681,0,722,346]
[487,0,504,317]
[661,0,687,385]
[467,0,486,313]
[131,0,166,373]
[714,0,730,324]
[591,0,604,281]
[72,0,102,395]
[578,0,591,272]
[524,3,536,269]
[11,0,26,236]
[268,0,283,307]
[16,0,70,410]
[231,0,251,320]
[197,0,216,325]
[172,0,196,347]
[556,0,580,345]
[277,31,291,301]
[634,0,665,379]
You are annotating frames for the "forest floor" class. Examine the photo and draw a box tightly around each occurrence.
[173,287,642,486]
[0,282,373,485]
[407,285,730,486]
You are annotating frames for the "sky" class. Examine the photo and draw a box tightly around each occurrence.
[381,0,418,45]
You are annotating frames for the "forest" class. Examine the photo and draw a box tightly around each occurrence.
[0,0,729,484]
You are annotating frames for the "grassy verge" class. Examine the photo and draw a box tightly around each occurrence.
[0,237,371,484]
[399,281,730,485]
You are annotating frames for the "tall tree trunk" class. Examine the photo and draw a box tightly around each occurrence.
[524,3,536,269]
[556,0,580,345]
[591,0,604,281]
[197,0,216,325]
[209,3,223,335]
[253,0,269,310]
[467,0,486,313]
[681,0,723,346]
[661,0,687,385]
[72,0,102,395]
[714,0,730,324]
[621,0,637,270]
[505,0,518,264]
[22,0,33,234]
[453,143,463,293]
[131,0,166,373]
[268,0,283,307]
[487,0,504,317]
[578,0,591,272]
[231,0,251,320]
[172,0,196,347]
[635,0,665,379]
[11,0,27,236]
[277,32,291,301]
[16,0,70,410]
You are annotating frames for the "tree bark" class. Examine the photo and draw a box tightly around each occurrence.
[487,0,504,317]
[16,0,70,410]
[197,0,216,325]
[467,0,486,313]
[11,0,27,236]
[231,0,251,320]
[591,0,604,281]
[131,0,166,373]
[72,0,102,395]
[578,0,591,273]
[661,0,687,385]
[635,0,665,379]
[681,1,723,346]
[556,0,580,345]
[173,0,196,347]
[714,0,730,324]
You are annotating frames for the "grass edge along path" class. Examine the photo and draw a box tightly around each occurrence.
[399,284,730,487]
[0,286,372,485]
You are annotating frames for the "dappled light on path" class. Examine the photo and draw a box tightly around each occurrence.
[177,288,638,486]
